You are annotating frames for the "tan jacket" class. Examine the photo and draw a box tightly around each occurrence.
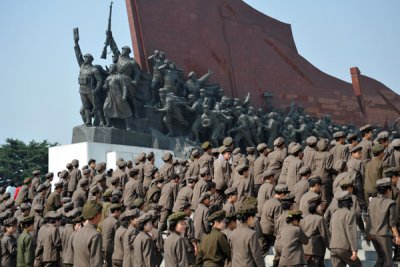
[253,154,268,185]
[133,231,156,267]
[280,223,308,265]
[73,223,103,267]
[301,214,330,257]
[260,197,281,235]
[101,215,120,253]
[164,231,190,267]
[329,207,357,251]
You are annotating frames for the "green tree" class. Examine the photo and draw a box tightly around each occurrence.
[0,138,58,185]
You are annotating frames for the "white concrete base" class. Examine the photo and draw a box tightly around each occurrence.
[48,142,173,179]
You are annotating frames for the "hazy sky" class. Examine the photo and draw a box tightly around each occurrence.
[0,0,399,145]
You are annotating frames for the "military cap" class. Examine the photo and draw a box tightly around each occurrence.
[347,133,358,141]
[232,148,241,156]
[33,204,43,211]
[236,163,249,174]
[333,131,346,138]
[65,208,81,219]
[200,167,210,176]
[73,215,84,223]
[79,178,89,187]
[339,177,354,187]
[146,210,159,221]
[384,167,400,177]
[372,144,385,155]
[81,165,88,170]
[349,145,362,153]
[137,213,153,224]
[23,177,32,185]
[225,212,237,221]
[290,143,302,154]
[45,172,54,179]
[316,139,329,151]
[71,159,79,167]
[133,198,145,208]
[187,176,199,183]
[162,152,173,161]
[109,176,119,185]
[82,201,103,220]
[298,166,311,176]
[359,124,372,133]
[191,149,200,158]
[336,191,352,201]
[146,151,155,159]
[32,170,40,175]
[129,168,140,177]
[218,146,231,154]
[199,192,211,203]
[280,193,295,202]
[61,197,71,203]
[138,152,146,161]
[223,137,233,147]
[95,164,104,171]
[19,215,34,225]
[237,197,257,215]
[103,190,112,197]
[112,190,123,196]
[109,203,123,212]
[89,185,100,195]
[306,136,317,146]
[307,195,321,204]
[1,192,11,201]
[66,163,73,169]
[211,148,219,155]
[132,156,140,165]
[20,203,31,211]
[153,176,165,184]
[88,158,96,165]
[392,139,400,148]
[124,208,141,220]
[59,170,69,179]
[377,131,389,141]
[208,210,226,222]
[256,143,268,152]
[54,181,63,189]
[286,210,303,220]
[45,211,61,220]
[330,140,336,147]
[271,138,284,148]
[224,187,238,196]
[3,217,17,227]
[168,212,186,222]
[275,184,289,193]
[246,147,255,154]
[308,176,322,184]
[63,202,74,211]
[82,169,90,175]
[376,178,391,188]
[262,168,276,179]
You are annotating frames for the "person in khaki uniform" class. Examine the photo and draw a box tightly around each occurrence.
[233,163,252,210]
[158,174,179,232]
[222,212,237,267]
[311,138,333,204]
[299,176,321,216]
[230,197,265,267]
[329,191,361,267]
[73,201,103,267]
[331,131,350,174]
[196,210,231,266]
[246,147,256,169]
[286,143,304,192]
[358,124,373,163]
[17,215,35,267]
[159,152,175,179]
[61,209,79,267]
[291,166,311,210]
[28,170,41,201]
[102,204,122,267]
[122,208,141,267]
[43,182,63,216]
[164,212,190,267]
[133,213,157,267]
[364,144,385,200]
[1,217,18,267]
[278,142,296,185]
[366,178,400,267]
[213,146,232,206]
[300,195,330,267]
[122,168,144,207]
[303,136,317,168]
[257,169,276,215]
[30,184,47,216]
[193,192,211,242]
[172,176,197,212]
[279,210,308,266]
[68,159,82,197]
[253,143,269,192]
[144,152,156,191]
[71,178,89,208]
[185,149,201,180]
[347,145,367,212]
[34,211,61,266]
[112,212,128,267]
[15,177,31,206]
[112,159,128,190]
[63,215,83,267]
[266,137,287,181]
[223,187,238,214]
[199,142,214,173]
[192,167,211,210]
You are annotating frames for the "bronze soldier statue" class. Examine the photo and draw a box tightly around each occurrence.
[148,50,166,104]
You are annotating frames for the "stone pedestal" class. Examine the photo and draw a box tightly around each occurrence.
[48,142,171,181]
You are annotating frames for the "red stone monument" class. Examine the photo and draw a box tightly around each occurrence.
[125,0,399,126]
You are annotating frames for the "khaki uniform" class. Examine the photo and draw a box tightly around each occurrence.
[185,158,200,180]
[112,168,127,190]
[286,157,303,191]
[266,148,287,179]
[230,224,266,267]
[150,227,164,266]
[299,190,319,216]
[367,195,397,267]
[196,228,231,266]
[61,223,74,264]
[199,153,214,174]
[35,223,61,264]
[253,154,268,187]
[122,225,139,267]
[44,191,61,215]
[164,231,190,267]
[214,157,231,190]
[71,187,87,208]
[278,155,294,185]
[291,179,309,210]
[15,185,29,206]
[191,179,209,210]
[359,138,372,163]
[347,157,367,210]
[233,175,251,210]
[273,210,289,265]
[159,162,175,179]
[223,201,236,214]
[17,229,34,267]
[311,150,333,203]
[172,186,193,212]
[329,207,361,267]
[122,177,144,207]
[102,215,120,267]
[73,223,103,267]
[63,229,77,266]
[68,168,82,194]
[303,146,316,168]
[279,223,308,266]
[30,194,45,215]
[112,225,127,266]
[1,233,17,267]
[260,197,281,235]
[257,183,274,215]
[364,157,384,198]
[158,180,178,231]
[133,231,156,267]
[143,161,155,190]
[193,203,210,241]
[28,176,40,201]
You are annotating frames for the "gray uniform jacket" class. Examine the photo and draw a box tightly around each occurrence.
[164,231,190,267]
[301,214,330,257]
[73,223,103,267]
[193,203,209,241]
[279,223,308,265]
[122,225,139,267]
[260,197,282,235]
[133,231,157,267]
[329,207,357,252]
[112,225,127,261]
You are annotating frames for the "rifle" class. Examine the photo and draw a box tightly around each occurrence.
[100,2,113,59]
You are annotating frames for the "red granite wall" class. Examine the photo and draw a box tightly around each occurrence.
[125,0,400,126]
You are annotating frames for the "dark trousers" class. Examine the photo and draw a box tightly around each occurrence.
[305,255,325,267]
[330,248,362,267]
[158,209,171,232]
[112,259,123,267]
[371,235,393,267]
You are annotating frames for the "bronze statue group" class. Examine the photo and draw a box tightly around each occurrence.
[2,123,400,266]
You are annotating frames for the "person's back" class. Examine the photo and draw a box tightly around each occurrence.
[73,223,102,267]
[230,224,264,267]
[280,223,308,266]
[365,157,383,197]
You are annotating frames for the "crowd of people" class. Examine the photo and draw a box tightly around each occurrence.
[2,123,400,266]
